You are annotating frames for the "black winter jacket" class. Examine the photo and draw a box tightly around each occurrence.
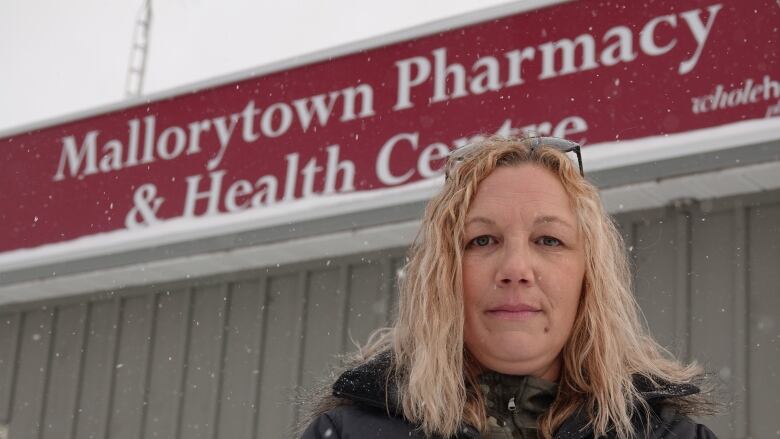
[301,354,718,439]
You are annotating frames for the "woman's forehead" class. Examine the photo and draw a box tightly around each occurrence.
[466,165,576,223]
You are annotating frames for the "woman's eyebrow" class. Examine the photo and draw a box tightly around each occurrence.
[464,216,495,227]
[534,215,575,230]
[465,215,575,230]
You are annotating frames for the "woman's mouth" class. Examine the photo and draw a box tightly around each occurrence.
[486,304,542,320]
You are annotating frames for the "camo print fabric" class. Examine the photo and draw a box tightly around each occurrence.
[479,372,558,439]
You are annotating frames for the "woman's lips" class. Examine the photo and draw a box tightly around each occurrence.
[486,304,542,320]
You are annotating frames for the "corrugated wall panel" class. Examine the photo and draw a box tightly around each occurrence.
[345,263,385,348]
[632,213,681,354]
[143,288,190,439]
[672,208,693,362]
[729,204,749,439]
[747,202,780,439]
[690,210,736,435]
[74,299,120,439]
[179,284,228,439]
[300,268,346,391]
[42,303,87,439]
[257,273,306,437]
[109,295,155,439]
[0,312,21,425]
[216,279,266,439]
[10,307,54,438]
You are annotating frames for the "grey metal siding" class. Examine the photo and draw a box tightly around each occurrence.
[0,190,778,438]
[0,313,20,427]
[747,202,780,439]
[43,303,86,439]
[217,280,265,439]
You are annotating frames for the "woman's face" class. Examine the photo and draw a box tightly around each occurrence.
[462,164,585,381]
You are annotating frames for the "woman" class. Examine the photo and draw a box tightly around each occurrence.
[300,135,716,439]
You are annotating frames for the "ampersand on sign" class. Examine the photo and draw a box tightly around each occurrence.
[125,184,165,228]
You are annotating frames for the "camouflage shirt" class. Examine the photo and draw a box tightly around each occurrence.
[479,372,558,439]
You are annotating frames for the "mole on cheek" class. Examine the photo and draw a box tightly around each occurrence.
[544,327,550,333]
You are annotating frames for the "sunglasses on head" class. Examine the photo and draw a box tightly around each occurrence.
[444,132,584,179]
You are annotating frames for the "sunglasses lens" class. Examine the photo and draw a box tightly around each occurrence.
[525,137,584,176]
[445,136,584,179]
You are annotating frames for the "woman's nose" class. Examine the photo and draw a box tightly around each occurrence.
[495,242,535,287]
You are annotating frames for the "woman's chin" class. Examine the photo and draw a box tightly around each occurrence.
[470,349,561,380]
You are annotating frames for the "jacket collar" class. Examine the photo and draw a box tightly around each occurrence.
[332,351,699,439]
[332,351,480,438]
[543,377,700,439]
[332,350,401,414]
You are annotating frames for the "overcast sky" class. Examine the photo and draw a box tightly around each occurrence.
[0,0,517,134]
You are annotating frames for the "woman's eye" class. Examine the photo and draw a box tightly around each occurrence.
[538,236,562,247]
[468,235,494,247]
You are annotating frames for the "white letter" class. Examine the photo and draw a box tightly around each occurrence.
[186,119,211,155]
[183,170,225,217]
[241,100,261,143]
[552,116,588,140]
[282,152,299,202]
[376,132,417,185]
[678,4,723,74]
[764,75,780,100]
[300,157,324,198]
[126,118,141,166]
[538,34,598,79]
[261,103,293,138]
[431,47,468,102]
[340,84,375,121]
[54,131,99,181]
[208,113,241,170]
[225,179,253,212]
[418,142,450,178]
[252,175,278,206]
[494,119,517,138]
[99,140,123,173]
[691,96,704,114]
[469,56,502,95]
[293,91,340,132]
[518,121,553,136]
[324,145,355,194]
[750,84,763,102]
[141,115,156,164]
[600,26,637,66]
[452,134,486,149]
[394,56,431,110]
[505,48,535,87]
[156,126,187,160]
[640,14,677,56]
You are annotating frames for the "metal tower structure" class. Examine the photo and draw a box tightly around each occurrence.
[125,0,152,97]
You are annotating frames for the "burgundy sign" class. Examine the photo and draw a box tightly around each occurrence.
[2,0,779,254]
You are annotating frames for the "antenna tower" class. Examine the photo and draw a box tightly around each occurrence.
[125,0,152,97]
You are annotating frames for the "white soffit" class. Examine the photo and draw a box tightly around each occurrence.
[600,159,780,213]
[0,219,421,306]
[582,116,780,172]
